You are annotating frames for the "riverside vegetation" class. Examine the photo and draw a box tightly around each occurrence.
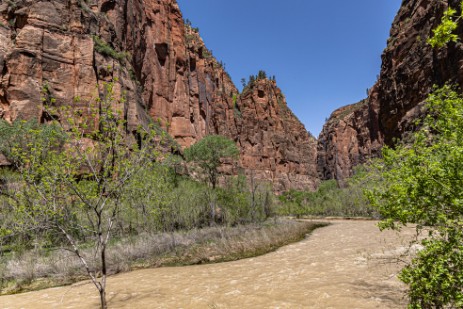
[0,82,325,308]
[364,5,463,308]
[280,7,463,306]
[2,3,463,309]
[277,166,379,219]
[0,81,395,308]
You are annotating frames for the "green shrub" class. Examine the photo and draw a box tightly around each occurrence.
[277,167,378,218]
[92,36,128,62]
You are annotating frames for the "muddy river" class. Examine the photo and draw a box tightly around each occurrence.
[1,220,416,308]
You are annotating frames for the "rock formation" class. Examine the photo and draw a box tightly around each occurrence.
[0,0,317,192]
[317,95,382,181]
[236,79,318,192]
[317,0,463,180]
[4,0,457,189]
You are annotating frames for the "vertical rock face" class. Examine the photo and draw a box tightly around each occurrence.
[0,0,317,191]
[237,79,318,192]
[317,94,382,181]
[376,0,463,144]
[0,0,149,131]
[318,0,463,180]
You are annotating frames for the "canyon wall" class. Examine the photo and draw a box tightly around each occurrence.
[3,0,459,189]
[0,0,317,191]
[318,0,463,180]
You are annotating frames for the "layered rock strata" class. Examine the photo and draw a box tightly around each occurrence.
[236,79,318,192]
[318,0,463,180]
[0,0,317,191]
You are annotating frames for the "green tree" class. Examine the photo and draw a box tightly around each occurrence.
[184,135,239,226]
[184,135,239,189]
[240,78,247,88]
[365,5,463,307]
[121,161,177,232]
[428,3,463,48]
[257,70,267,80]
[0,82,158,309]
[367,85,463,308]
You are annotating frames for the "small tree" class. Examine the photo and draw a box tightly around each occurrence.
[184,135,239,225]
[184,135,239,189]
[240,78,247,88]
[0,82,158,309]
[257,70,267,80]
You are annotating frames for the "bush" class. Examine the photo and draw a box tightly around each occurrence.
[93,36,128,62]
[277,166,378,218]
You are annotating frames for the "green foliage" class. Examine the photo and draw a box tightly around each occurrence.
[93,36,128,62]
[428,5,462,48]
[232,94,238,107]
[240,71,276,96]
[216,175,273,225]
[367,85,463,308]
[400,234,463,309]
[120,162,221,231]
[277,167,377,218]
[201,48,212,59]
[368,86,463,229]
[0,81,159,308]
[0,120,66,166]
[184,135,239,189]
[257,70,267,79]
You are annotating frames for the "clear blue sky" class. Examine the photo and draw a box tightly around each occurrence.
[177,0,403,137]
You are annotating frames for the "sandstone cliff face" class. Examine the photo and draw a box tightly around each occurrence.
[318,0,463,180]
[0,0,148,131]
[377,0,463,144]
[0,0,317,191]
[317,93,382,181]
[236,79,318,192]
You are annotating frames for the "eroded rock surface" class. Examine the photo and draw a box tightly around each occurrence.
[237,79,318,192]
[0,0,317,191]
[318,0,463,180]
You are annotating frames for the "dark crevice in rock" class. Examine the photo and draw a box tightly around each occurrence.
[101,0,116,13]
[189,57,196,72]
[155,43,168,67]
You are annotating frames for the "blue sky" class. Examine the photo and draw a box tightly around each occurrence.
[177,1,403,137]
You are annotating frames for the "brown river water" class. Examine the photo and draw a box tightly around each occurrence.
[1,220,416,309]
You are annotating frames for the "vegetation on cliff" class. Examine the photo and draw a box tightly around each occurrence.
[363,5,463,307]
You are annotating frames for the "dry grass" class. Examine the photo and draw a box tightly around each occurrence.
[0,219,326,295]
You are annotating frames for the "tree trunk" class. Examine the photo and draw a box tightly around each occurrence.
[100,241,107,309]
[99,288,107,309]
[209,200,216,226]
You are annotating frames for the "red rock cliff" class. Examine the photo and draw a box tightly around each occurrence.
[237,79,318,192]
[318,0,463,180]
[0,0,318,191]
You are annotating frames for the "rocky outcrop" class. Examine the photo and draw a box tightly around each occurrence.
[236,79,318,192]
[317,93,382,181]
[0,0,147,131]
[376,0,463,144]
[0,0,317,192]
[318,0,463,180]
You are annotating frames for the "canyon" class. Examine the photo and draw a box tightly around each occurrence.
[319,0,463,180]
[0,0,462,190]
